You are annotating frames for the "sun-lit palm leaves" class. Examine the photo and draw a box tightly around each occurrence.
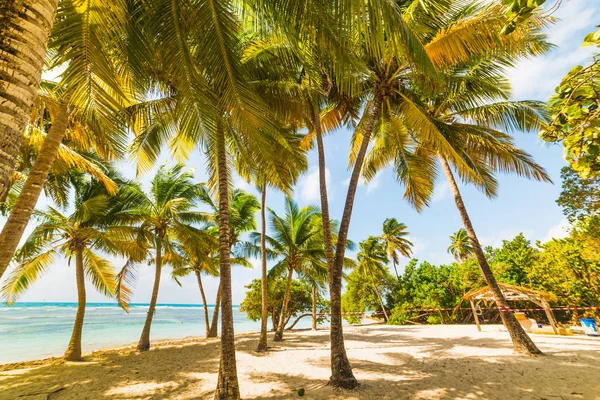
[1,171,140,360]
[354,236,391,320]
[447,228,474,261]
[379,218,413,279]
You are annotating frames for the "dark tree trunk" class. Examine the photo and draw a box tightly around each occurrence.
[373,287,388,322]
[208,283,221,338]
[0,0,58,205]
[138,236,162,351]
[273,265,294,342]
[64,248,86,361]
[439,155,541,355]
[392,259,400,280]
[214,125,240,400]
[256,184,269,352]
[0,97,69,279]
[312,284,317,330]
[331,94,383,389]
[196,271,210,338]
[310,101,358,388]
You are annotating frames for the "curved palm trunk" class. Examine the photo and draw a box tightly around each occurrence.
[256,185,269,352]
[208,283,221,338]
[274,265,294,342]
[138,237,162,351]
[439,155,541,355]
[392,259,400,280]
[64,248,86,361]
[311,284,317,330]
[310,101,358,388]
[196,271,210,338]
[0,0,58,204]
[373,287,388,322]
[331,94,383,388]
[214,126,240,400]
[0,97,70,280]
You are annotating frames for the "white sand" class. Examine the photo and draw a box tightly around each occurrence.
[1,324,599,399]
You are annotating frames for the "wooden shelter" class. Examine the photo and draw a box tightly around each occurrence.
[463,283,559,334]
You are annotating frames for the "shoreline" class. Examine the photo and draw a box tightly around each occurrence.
[1,324,599,399]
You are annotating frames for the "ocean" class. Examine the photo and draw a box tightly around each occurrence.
[0,302,312,364]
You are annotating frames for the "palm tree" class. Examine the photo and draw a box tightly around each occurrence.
[300,260,329,330]
[357,1,552,356]
[380,218,413,279]
[0,0,132,280]
[258,198,324,342]
[448,229,474,262]
[115,164,211,351]
[0,1,59,200]
[1,172,139,361]
[355,237,391,321]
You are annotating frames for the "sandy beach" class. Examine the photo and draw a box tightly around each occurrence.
[1,324,599,399]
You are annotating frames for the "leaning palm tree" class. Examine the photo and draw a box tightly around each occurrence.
[1,172,139,361]
[0,1,59,199]
[0,0,132,281]
[355,1,552,356]
[355,236,391,321]
[115,164,211,351]
[260,198,324,342]
[448,229,474,262]
[379,218,413,279]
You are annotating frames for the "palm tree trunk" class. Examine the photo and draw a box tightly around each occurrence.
[256,184,269,352]
[0,0,58,204]
[64,248,86,361]
[392,259,400,280]
[331,94,383,388]
[214,125,240,400]
[311,100,357,388]
[208,283,221,338]
[311,284,317,331]
[438,155,541,355]
[373,286,388,322]
[196,271,210,338]
[0,97,69,279]
[138,236,162,351]
[274,265,294,342]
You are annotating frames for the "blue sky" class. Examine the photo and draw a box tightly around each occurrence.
[7,0,600,305]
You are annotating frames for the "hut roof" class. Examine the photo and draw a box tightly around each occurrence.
[463,283,557,304]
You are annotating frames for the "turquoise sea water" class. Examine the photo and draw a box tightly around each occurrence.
[0,302,311,364]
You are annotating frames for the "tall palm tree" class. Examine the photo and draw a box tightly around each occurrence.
[379,218,413,279]
[115,164,211,351]
[0,0,59,200]
[1,172,139,361]
[259,198,324,342]
[355,236,391,321]
[356,1,552,356]
[0,0,132,280]
[448,229,474,262]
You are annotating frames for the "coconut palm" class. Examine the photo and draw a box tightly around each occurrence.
[115,164,212,351]
[379,218,413,279]
[258,198,324,342]
[0,1,59,200]
[355,236,391,321]
[448,229,474,262]
[301,259,329,330]
[0,0,132,281]
[1,171,140,361]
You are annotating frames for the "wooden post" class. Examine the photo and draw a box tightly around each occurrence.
[541,299,559,334]
[470,299,481,332]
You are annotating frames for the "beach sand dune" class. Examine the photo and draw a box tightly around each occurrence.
[1,324,599,399]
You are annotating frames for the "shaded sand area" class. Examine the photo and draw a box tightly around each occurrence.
[1,325,599,399]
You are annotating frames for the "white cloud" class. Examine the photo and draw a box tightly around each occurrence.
[232,174,254,193]
[479,228,535,248]
[508,0,599,100]
[297,167,331,203]
[432,181,450,203]
[543,219,571,243]
[342,173,382,195]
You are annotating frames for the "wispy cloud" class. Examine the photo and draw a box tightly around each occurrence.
[297,167,332,203]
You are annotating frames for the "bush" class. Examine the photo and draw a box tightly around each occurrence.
[426,315,442,325]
